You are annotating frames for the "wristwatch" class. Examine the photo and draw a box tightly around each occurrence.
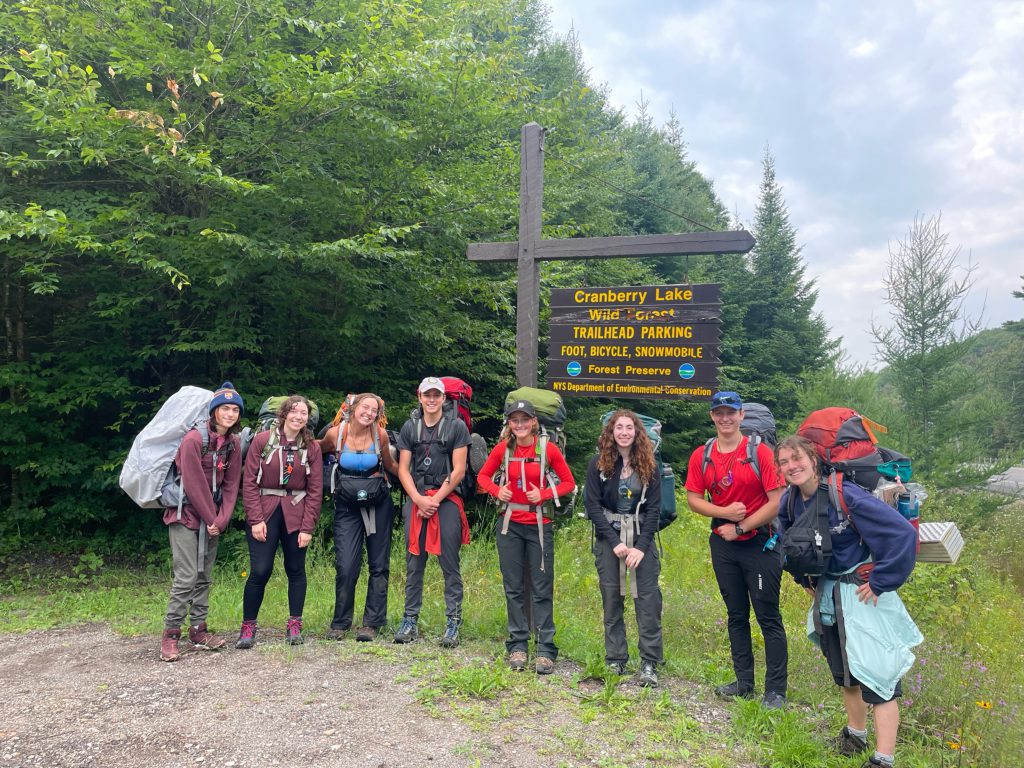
[735,523,745,536]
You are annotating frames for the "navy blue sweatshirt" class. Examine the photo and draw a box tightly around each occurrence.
[778,480,916,595]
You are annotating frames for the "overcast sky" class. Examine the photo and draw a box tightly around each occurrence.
[545,0,1023,366]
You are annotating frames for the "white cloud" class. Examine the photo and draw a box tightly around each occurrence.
[850,39,878,57]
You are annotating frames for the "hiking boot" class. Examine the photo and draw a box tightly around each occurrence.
[325,627,347,641]
[188,622,226,650]
[160,628,180,662]
[637,660,658,688]
[235,620,257,650]
[607,661,627,676]
[393,617,418,644]
[838,726,868,756]
[508,651,528,671]
[861,759,891,768]
[761,691,787,710]
[714,680,755,699]
[286,616,304,645]
[535,656,555,675]
[439,618,460,648]
[355,626,378,642]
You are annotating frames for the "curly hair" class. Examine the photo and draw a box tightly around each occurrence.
[596,410,656,484]
[274,395,315,446]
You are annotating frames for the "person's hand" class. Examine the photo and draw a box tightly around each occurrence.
[612,543,628,559]
[719,502,747,522]
[525,482,543,505]
[298,532,312,548]
[716,524,739,541]
[207,523,220,537]
[496,484,513,503]
[251,521,267,542]
[625,547,645,569]
[855,582,878,605]
[803,586,815,599]
[416,494,439,517]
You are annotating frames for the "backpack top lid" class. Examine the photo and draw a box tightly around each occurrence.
[797,407,885,466]
[740,402,777,447]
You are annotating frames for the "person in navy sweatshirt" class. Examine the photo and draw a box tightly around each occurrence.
[775,435,922,768]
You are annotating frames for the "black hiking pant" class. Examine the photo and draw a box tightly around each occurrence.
[242,506,308,620]
[593,536,663,665]
[401,496,464,621]
[331,494,395,631]
[496,519,557,659]
[710,531,788,695]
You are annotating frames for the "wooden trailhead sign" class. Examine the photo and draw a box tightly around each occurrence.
[466,122,754,396]
[547,283,721,400]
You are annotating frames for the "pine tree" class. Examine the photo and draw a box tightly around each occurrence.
[735,149,830,418]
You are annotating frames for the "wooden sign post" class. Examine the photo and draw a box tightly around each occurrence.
[468,122,755,388]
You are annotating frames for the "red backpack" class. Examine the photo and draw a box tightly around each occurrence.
[797,407,884,466]
[438,376,473,432]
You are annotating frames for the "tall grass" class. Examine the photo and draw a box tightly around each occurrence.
[2,490,1022,767]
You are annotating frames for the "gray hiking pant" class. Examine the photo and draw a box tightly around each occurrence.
[496,519,557,659]
[593,537,663,665]
[165,523,219,629]
[402,497,463,621]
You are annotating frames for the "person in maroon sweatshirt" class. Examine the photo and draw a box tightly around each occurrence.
[237,395,323,648]
[161,382,244,662]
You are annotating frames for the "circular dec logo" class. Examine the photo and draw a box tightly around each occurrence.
[678,364,695,380]
[567,361,582,377]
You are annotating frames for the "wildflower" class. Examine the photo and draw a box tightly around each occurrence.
[947,741,961,750]
[241,570,247,578]
[976,700,992,709]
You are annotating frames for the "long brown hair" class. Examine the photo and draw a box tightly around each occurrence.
[597,410,656,484]
[275,395,315,446]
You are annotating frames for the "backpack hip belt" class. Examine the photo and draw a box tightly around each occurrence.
[259,488,307,507]
[602,508,642,599]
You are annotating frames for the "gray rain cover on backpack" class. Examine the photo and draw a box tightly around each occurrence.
[119,386,214,508]
[740,402,777,448]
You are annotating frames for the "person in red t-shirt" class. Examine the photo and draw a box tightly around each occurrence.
[477,399,575,675]
[685,391,788,709]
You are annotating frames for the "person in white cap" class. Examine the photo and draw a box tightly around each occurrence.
[393,377,471,647]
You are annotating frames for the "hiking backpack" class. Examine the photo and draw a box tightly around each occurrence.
[793,407,918,547]
[243,396,321,486]
[701,401,777,486]
[410,376,487,497]
[119,386,228,511]
[600,411,677,530]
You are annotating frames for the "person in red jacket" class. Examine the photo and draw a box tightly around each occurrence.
[161,382,244,662]
[237,395,323,648]
[477,399,575,674]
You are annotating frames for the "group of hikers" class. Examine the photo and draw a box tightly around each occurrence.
[158,381,921,768]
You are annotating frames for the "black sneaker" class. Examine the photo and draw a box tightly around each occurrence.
[860,756,891,768]
[607,661,627,676]
[637,661,658,688]
[761,691,787,710]
[439,618,460,648]
[714,680,755,699]
[839,726,868,756]
[393,617,418,644]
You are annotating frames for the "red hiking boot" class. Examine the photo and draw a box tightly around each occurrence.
[160,628,181,662]
[188,622,226,650]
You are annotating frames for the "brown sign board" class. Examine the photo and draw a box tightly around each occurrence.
[545,282,723,400]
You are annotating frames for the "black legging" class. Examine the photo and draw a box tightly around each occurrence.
[242,506,308,620]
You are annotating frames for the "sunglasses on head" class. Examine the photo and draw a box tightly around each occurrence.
[714,395,740,406]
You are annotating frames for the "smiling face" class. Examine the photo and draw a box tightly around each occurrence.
[284,401,309,433]
[352,396,379,427]
[211,404,240,433]
[418,388,444,417]
[507,410,537,442]
[612,416,636,450]
[776,443,819,493]
[710,406,743,438]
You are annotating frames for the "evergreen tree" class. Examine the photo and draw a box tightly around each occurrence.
[733,149,830,419]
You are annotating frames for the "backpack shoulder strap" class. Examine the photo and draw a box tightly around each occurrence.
[746,435,762,482]
[701,437,715,474]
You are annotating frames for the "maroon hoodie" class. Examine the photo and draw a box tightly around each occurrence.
[163,428,242,531]
[242,429,323,534]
